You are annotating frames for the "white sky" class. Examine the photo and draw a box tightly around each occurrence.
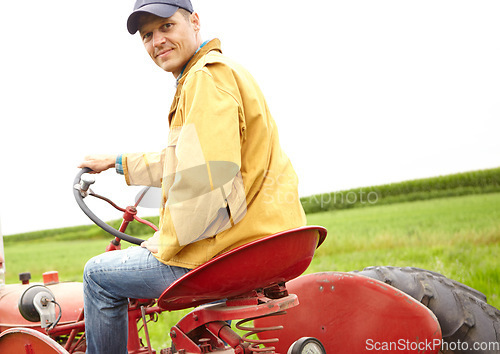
[0,0,499,236]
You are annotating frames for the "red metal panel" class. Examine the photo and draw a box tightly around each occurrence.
[255,272,442,353]
[0,327,69,353]
[0,282,83,333]
[158,226,327,311]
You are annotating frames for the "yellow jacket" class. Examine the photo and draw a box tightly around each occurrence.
[123,39,306,268]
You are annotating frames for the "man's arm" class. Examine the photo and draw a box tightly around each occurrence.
[78,152,166,188]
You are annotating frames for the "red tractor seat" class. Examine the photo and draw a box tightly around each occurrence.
[158,226,327,311]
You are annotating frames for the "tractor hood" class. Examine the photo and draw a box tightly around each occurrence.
[0,282,83,332]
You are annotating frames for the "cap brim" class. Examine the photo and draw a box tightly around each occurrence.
[127,4,179,34]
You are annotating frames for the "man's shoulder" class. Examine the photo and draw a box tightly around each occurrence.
[193,51,249,80]
[182,48,259,98]
[204,51,235,66]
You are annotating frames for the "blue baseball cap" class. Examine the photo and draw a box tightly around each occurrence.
[127,0,194,34]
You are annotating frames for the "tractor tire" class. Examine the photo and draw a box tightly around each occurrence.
[353,266,500,354]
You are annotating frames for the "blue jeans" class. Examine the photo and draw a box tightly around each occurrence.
[83,246,190,354]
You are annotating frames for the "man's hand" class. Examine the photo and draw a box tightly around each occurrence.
[141,232,160,254]
[78,154,117,173]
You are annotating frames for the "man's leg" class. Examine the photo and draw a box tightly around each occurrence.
[83,246,190,354]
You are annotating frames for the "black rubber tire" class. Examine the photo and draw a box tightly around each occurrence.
[353,266,500,354]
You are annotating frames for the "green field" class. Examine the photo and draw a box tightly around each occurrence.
[3,190,499,349]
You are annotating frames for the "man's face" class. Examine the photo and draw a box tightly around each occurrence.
[138,11,200,77]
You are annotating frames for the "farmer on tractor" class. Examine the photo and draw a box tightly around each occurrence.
[78,0,306,352]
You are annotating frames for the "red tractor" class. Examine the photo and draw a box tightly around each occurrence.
[0,169,498,353]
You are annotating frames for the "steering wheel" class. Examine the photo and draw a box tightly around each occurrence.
[73,168,157,245]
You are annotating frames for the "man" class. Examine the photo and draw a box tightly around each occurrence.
[79,0,306,352]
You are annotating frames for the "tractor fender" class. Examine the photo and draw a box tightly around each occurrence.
[255,271,442,353]
[0,327,69,353]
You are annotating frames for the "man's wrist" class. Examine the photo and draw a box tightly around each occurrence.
[115,155,124,175]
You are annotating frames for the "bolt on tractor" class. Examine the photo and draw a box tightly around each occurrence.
[0,169,498,353]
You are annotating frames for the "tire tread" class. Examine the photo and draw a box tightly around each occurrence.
[353,266,500,354]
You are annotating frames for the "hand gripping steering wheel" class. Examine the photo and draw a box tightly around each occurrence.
[73,168,158,245]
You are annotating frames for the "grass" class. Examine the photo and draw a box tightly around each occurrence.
[4,239,106,284]
[2,192,499,350]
